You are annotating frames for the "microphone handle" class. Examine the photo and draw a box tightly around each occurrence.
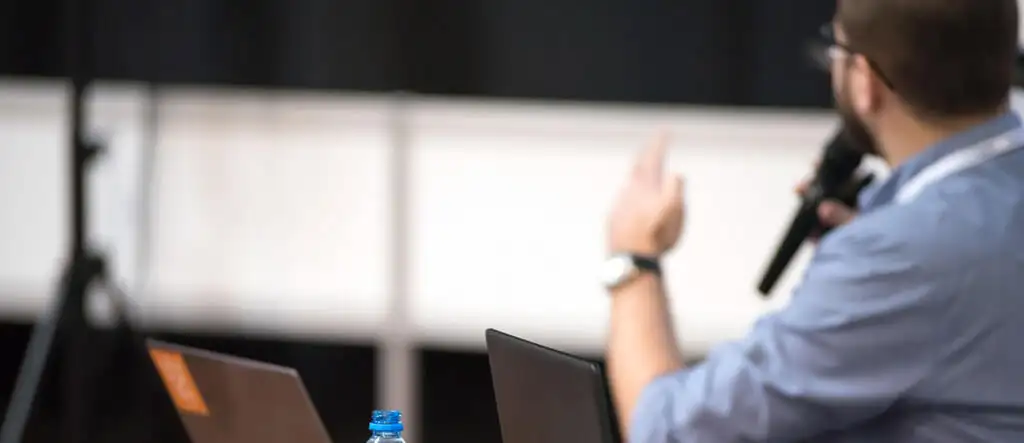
[757,200,818,296]
[757,173,875,297]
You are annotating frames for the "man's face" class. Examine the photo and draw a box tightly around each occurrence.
[831,24,882,157]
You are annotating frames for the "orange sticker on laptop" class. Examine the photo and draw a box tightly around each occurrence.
[149,349,210,416]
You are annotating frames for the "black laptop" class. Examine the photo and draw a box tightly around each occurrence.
[485,329,622,443]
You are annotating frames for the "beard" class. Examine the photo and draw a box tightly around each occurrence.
[835,86,881,157]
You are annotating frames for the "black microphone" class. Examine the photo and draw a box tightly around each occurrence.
[756,128,874,296]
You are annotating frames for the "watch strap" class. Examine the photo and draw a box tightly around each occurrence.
[631,255,662,276]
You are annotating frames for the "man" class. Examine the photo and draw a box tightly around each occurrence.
[602,0,1024,441]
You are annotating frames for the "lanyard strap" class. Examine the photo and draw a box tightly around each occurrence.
[895,126,1024,204]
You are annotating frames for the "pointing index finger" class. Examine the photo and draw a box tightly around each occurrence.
[633,131,671,185]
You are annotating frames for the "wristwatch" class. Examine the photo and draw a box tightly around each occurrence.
[601,253,661,291]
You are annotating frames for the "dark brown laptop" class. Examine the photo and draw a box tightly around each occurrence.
[146,339,333,443]
[485,328,621,443]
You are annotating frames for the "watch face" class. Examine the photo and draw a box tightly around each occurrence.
[601,255,635,287]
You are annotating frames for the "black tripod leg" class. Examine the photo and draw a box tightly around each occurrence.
[0,279,68,443]
[78,315,146,442]
[61,256,103,443]
[0,254,100,443]
[100,281,190,443]
[62,303,93,443]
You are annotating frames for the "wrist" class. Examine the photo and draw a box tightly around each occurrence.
[609,271,661,297]
[601,253,662,292]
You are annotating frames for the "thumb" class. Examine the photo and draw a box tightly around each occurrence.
[817,199,856,226]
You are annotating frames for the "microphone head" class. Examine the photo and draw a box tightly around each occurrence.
[817,128,864,193]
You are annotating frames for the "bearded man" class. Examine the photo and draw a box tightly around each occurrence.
[601,0,1024,441]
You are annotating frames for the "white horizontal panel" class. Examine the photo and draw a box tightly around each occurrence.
[145,91,394,336]
[0,80,852,354]
[408,102,836,355]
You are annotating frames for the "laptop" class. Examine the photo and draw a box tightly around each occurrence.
[485,328,621,443]
[145,339,333,443]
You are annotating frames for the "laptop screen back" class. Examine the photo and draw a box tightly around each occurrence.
[485,329,619,443]
[146,339,332,443]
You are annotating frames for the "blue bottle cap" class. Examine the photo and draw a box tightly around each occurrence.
[369,409,404,432]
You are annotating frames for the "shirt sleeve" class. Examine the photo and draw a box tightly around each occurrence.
[628,221,955,443]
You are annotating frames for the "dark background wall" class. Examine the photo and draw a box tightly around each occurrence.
[0,0,836,107]
[0,1,835,442]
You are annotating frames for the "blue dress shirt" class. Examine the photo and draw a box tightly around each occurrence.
[630,112,1024,442]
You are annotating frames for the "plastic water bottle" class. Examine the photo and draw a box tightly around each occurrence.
[367,410,406,443]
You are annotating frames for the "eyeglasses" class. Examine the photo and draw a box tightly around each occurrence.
[810,24,895,90]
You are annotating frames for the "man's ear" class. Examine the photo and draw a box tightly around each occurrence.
[850,55,881,115]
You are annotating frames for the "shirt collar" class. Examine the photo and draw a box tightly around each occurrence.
[859,111,1022,211]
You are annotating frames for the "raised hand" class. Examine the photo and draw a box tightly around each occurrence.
[607,133,685,256]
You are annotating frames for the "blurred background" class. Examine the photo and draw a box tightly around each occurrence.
[0,0,853,442]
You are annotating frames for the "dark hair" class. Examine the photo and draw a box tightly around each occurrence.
[837,0,1019,118]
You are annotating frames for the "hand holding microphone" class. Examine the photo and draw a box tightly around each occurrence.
[794,166,858,239]
[756,128,874,296]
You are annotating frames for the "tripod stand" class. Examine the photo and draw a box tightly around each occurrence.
[0,0,167,441]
